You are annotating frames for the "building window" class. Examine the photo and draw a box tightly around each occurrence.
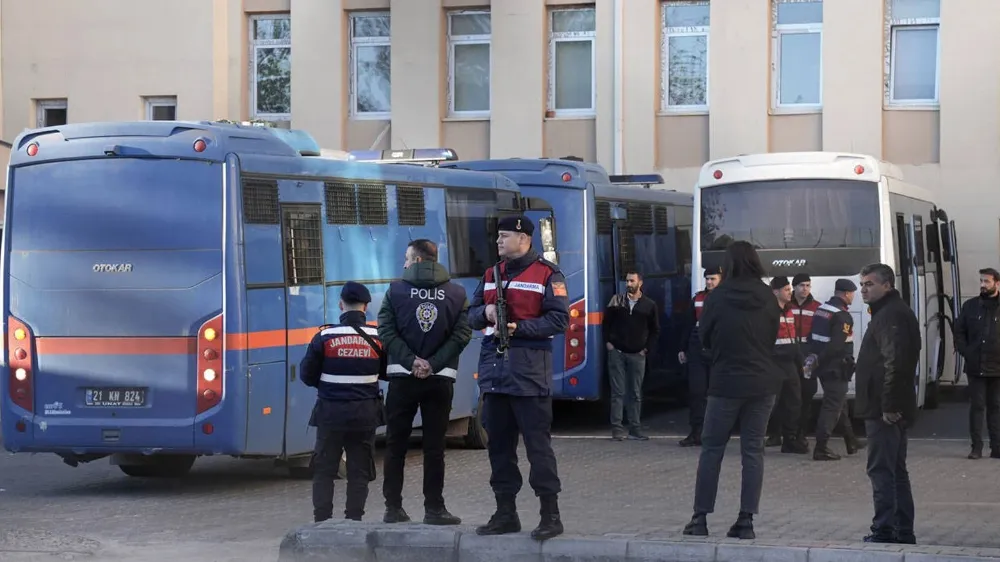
[36,99,68,127]
[448,11,491,117]
[662,1,710,112]
[548,7,596,116]
[144,96,177,121]
[886,0,939,107]
[249,15,292,121]
[772,0,823,111]
[350,12,391,119]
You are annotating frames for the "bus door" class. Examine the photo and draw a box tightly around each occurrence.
[894,212,925,404]
[280,203,327,457]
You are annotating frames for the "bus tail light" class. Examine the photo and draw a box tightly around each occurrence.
[197,314,223,415]
[8,316,35,413]
[712,169,723,180]
[854,164,865,175]
[564,299,586,372]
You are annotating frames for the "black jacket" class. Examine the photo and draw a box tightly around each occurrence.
[954,293,1000,377]
[602,292,660,354]
[699,277,782,398]
[855,290,920,423]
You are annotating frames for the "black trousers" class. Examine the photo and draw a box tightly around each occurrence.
[312,426,376,522]
[382,376,454,509]
[969,375,1000,450]
[767,361,801,440]
[815,376,853,442]
[865,419,915,540]
[483,392,561,497]
[799,376,819,436]
[687,350,710,432]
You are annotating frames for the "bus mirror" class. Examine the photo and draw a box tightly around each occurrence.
[940,224,954,262]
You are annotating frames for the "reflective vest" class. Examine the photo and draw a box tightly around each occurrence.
[789,297,821,343]
[315,324,382,401]
[775,305,798,348]
[693,290,709,327]
[482,258,556,348]
[810,298,855,356]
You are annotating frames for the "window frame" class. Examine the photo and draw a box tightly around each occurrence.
[35,99,68,127]
[349,11,392,120]
[447,10,492,119]
[771,0,823,114]
[885,0,941,109]
[144,96,177,121]
[248,14,292,122]
[661,1,711,115]
[547,7,597,118]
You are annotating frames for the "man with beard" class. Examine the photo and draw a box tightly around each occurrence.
[954,267,1000,460]
[603,270,660,441]
[765,277,807,454]
[678,266,722,447]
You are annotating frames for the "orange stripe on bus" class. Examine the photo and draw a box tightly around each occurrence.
[35,337,197,355]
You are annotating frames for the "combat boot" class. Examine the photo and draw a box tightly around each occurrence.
[726,512,755,540]
[530,494,564,541]
[679,428,702,447]
[764,435,782,447]
[844,435,867,455]
[781,436,809,454]
[813,440,841,461]
[476,494,521,536]
[682,512,708,536]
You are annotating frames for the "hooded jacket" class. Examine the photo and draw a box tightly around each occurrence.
[698,277,782,398]
[377,261,472,379]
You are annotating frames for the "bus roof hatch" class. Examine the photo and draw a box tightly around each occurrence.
[347,148,459,166]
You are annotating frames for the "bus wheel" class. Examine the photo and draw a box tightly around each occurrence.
[924,381,940,410]
[465,396,488,450]
[118,455,196,478]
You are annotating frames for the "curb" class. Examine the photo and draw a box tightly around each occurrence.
[278,521,1000,562]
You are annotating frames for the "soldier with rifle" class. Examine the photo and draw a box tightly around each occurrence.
[467,215,570,541]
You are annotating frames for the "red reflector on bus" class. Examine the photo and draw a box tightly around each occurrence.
[193,139,207,153]
[561,172,572,182]
[713,170,723,180]
[202,423,214,435]
[854,165,865,175]
[569,376,578,386]
[15,420,26,432]
[26,143,38,157]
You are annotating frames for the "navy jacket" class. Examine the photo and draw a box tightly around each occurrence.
[300,310,383,430]
[468,251,570,396]
[808,296,855,381]
[377,261,472,380]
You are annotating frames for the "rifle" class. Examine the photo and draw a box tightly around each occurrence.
[493,263,510,356]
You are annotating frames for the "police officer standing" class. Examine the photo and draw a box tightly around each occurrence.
[678,266,722,447]
[299,281,384,523]
[806,278,866,460]
[468,215,570,541]
[378,239,471,525]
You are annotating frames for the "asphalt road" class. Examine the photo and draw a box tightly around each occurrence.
[1,391,990,562]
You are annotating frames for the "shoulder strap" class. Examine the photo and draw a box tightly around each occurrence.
[348,324,388,381]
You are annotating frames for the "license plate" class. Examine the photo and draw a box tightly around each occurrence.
[84,387,147,407]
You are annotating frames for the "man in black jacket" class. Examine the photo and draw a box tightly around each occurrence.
[377,239,472,526]
[954,267,1000,460]
[855,263,919,545]
[603,270,660,441]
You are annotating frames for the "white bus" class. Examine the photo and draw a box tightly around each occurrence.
[692,151,962,410]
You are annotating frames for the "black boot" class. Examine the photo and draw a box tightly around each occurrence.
[476,494,521,536]
[781,436,809,454]
[726,512,755,540]
[764,435,782,447]
[383,505,410,523]
[424,505,462,525]
[813,439,841,461]
[679,428,702,447]
[530,495,564,540]
[682,512,708,536]
[969,445,983,460]
[843,424,867,455]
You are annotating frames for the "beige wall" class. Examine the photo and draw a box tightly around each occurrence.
[1,0,998,290]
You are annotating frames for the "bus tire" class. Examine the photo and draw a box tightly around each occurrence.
[118,455,196,478]
[465,396,488,450]
[923,381,940,410]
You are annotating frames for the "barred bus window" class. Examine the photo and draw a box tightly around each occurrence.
[628,202,654,234]
[283,207,324,285]
[242,178,280,224]
[654,205,669,233]
[324,181,359,224]
[596,200,612,234]
[356,183,389,225]
[396,185,427,226]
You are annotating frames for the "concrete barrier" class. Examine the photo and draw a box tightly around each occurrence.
[278,521,1000,562]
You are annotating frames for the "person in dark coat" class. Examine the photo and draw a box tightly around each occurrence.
[299,282,385,523]
[954,267,1000,460]
[468,215,570,541]
[855,263,919,545]
[682,240,781,541]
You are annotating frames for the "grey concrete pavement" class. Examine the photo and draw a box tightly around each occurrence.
[2,399,996,561]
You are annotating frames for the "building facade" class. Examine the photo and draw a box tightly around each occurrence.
[0,0,997,291]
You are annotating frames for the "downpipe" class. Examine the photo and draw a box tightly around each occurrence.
[612,0,624,175]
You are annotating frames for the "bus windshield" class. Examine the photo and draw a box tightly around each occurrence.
[700,178,880,251]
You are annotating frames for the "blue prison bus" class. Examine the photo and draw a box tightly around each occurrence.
[0,121,519,478]
[352,153,695,403]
